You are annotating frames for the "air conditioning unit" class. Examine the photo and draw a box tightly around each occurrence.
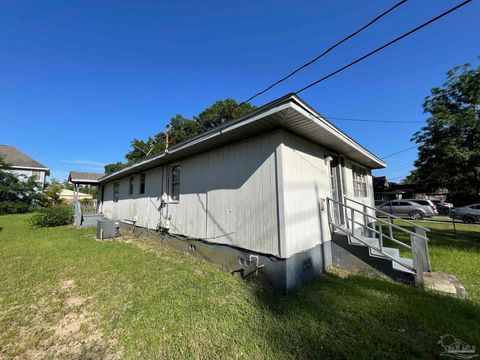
[96,220,120,240]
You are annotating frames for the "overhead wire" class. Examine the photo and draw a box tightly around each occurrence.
[240,0,409,105]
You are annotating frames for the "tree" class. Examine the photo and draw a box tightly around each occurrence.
[410,61,480,204]
[0,157,42,214]
[104,161,127,174]
[195,99,256,131]
[122,99,256,164]
[40,179,63,206]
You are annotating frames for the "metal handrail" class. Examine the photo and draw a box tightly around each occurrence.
[343,196,430,232]
[333,224,415,272]
[348,217,411,250]
[328,197,429,241]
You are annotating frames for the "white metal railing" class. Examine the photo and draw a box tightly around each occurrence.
[327,197,431,285]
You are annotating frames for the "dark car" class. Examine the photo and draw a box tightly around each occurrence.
[449,204,480,224]
[431,199,454,214]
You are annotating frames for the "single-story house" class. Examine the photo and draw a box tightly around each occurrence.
[72,94,431,291]
[59,189,93,202]
[0,145,49,186]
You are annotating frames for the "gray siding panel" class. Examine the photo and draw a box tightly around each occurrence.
[103,130,282,256]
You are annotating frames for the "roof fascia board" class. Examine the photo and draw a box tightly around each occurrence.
[9,165,50,171]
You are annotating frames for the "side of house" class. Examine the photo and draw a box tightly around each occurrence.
[93,94,384,290]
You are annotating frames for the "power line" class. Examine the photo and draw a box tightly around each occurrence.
[240,0,409,105]
[327,116,424,123]
[381,145,418,159]
[294,0,472,95]
[382,165,413,174]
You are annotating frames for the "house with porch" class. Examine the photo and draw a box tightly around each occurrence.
[70,94,431,291]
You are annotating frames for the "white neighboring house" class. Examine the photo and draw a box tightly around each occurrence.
[0,145,49,186]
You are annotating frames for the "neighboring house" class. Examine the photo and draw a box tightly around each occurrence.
[0,145,49,186]
[72,94,431,291]
[373,176,448,202]
[59,189,93,202]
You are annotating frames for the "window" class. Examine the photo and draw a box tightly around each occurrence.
[398,201,411,206]
[113,182,119,202]
[352,165,368,197]
[31,170,42,182]
[171,165,180,201]
[139,173,146,194]
[129,176,134,195]
[413,200,430,206]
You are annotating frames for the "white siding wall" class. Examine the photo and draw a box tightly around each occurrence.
[102,167,163,229]
[101,129,376,258]
[8,168,47,186]
[102,131,281,256]
[279,132,376,257]
[279,132,331,257]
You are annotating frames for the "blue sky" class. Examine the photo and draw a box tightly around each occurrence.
[0,0,478,181]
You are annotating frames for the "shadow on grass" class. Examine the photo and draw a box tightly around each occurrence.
[250,274,480,359]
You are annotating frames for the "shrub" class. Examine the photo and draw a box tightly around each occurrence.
[30,204,73,227]
[0,201,30,215]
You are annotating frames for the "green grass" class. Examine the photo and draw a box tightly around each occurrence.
[1,214,479,359]
[387,219,480,302]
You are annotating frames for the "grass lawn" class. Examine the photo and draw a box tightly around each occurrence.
[1,214,479,359]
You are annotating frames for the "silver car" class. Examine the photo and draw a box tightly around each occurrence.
[449,204,480,224]
[376,200,437,220]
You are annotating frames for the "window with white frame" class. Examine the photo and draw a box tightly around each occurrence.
[171,165,180,201]
[352,165,368,197]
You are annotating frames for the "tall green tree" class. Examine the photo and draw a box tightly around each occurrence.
[410,61,480,204]
[195,99,256,131]
[120,99,256,164]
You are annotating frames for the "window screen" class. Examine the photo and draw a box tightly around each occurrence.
[352,165,368,197]
[139,173,145,194]
[129,176,134,195]
[113,182,119,202]
[171,165,180,201]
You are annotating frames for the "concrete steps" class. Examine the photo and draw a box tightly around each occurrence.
[331,227,415,282]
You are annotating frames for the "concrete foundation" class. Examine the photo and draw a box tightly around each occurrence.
[119,222,326,292]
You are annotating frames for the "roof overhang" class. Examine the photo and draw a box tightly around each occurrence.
[9,165,50,171]
[68,171,104,185]
[100,94,386,183]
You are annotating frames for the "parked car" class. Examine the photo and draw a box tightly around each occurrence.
[431,199,454,214]
[376,200,437,220]
[449,204,480,224]
[404,199,439,216]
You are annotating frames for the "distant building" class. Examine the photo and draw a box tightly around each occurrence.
[373,176,447,202]
[0,145,49,186]
[59,189,93,202]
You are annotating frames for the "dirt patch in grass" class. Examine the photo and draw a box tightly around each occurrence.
[14,279,121,360]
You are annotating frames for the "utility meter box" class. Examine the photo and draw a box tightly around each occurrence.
[96,220,120,239]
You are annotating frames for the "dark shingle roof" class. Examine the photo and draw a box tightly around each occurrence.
[0,145,49,169]
[68,171,104,184]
